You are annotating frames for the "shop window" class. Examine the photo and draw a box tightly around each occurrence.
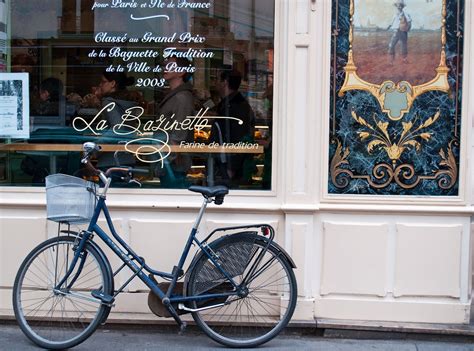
[0,0,275,190]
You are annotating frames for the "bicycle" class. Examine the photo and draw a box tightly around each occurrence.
[12,142,297,349]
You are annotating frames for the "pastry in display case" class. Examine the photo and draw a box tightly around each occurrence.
[194,128,210,142]
[186,164,206,185]
[254,125,270,141]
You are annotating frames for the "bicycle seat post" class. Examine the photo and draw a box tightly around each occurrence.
[193,197,212,231]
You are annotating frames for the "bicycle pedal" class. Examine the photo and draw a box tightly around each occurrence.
[91,290,115,305]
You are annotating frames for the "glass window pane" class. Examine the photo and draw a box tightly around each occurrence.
[1,0,274,190]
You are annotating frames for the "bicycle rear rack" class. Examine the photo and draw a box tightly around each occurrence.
[201,223,275,245]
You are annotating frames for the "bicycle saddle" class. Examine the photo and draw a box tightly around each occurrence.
[188,185,229,198]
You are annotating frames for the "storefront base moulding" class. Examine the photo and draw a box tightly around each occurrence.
[314,298,470,324]
[317,318,474,337]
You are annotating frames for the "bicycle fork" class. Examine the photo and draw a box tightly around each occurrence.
[53,231,93,295]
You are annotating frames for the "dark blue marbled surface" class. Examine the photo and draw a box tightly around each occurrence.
[328,0,464,196]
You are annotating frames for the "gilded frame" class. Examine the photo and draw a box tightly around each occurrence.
[329,0,464,195]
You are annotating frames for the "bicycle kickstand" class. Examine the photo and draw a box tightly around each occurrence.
[178,321,187,335]
[163,298,187,334]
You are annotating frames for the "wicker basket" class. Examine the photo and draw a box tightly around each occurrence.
[45,174,97,224]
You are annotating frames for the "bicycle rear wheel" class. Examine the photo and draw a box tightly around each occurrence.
[186,233,297,348]
[12,235,112,350]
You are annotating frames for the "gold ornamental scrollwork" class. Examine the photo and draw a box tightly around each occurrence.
[339,0,450,121]
[330,139,458,190]
[351,109,440,165]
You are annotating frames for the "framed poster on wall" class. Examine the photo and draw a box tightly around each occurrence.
[328,0,465,196]
[0,73,29,138]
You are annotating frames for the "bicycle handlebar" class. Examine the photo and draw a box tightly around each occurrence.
[82,158,100,175]
[81,142,148,187]
[105,167,149,186]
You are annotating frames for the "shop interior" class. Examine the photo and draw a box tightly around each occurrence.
[0,0,274,190]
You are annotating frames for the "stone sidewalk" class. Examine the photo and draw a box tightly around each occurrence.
[1,322,474,351]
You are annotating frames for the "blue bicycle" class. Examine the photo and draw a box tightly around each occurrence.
[12,142,297,349]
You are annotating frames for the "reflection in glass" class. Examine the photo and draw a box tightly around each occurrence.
[2,0,275,190]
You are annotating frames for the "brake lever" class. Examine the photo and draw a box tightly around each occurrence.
[81,152,91,164]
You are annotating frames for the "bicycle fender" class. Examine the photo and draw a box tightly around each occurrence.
[267,239,297,269]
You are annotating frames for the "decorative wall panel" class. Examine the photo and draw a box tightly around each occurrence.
[320,221,389,296]
[0,218,47,287]
[394,223,462,297]
[328,0,464,195]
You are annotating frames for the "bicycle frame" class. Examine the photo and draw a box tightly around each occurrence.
[54,188,274,326]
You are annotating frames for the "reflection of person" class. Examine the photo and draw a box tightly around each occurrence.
[209,69,256,186]
[154,57,195,188]
[32,78,64,116]
[94,72,137,167]
[95,72,137,126]
[387,0,412,64]
[23,78,66,184]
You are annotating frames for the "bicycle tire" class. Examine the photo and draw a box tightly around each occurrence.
[186,233,297,348]
[12,235,113,350]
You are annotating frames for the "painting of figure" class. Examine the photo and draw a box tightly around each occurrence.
[353,0,442,85]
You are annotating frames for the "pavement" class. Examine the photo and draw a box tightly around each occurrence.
[1,322,474,351]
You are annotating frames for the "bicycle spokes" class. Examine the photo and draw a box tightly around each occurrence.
[187,233,297,347]
[13,237,112,349]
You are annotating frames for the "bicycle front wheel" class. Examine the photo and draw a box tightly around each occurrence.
[12,235,112,350]
[186,233,297,348]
